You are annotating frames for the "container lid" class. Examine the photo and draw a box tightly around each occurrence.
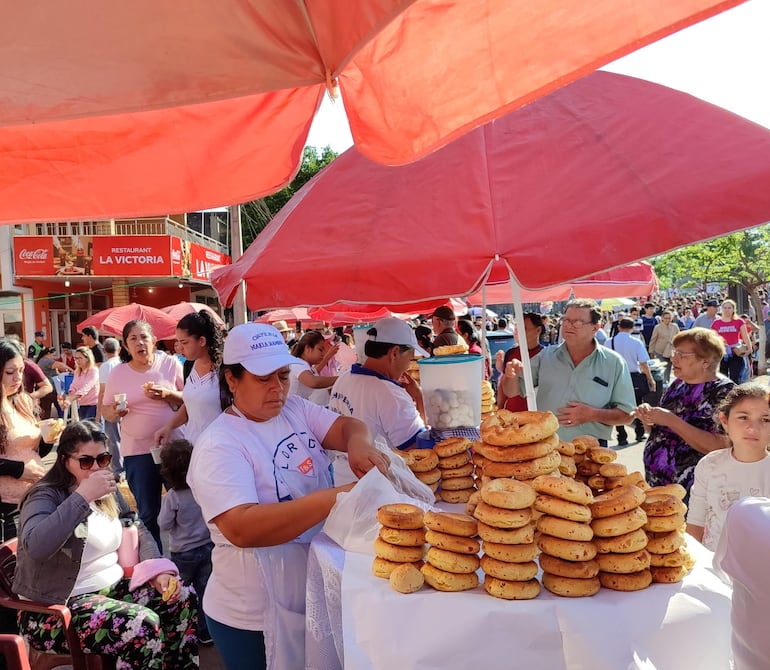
[417,353,483,366]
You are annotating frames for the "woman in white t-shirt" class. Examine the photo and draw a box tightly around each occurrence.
[155,310,225,446]
[187,323,388,670]
[288,331,339,404]
[687,382,770,550]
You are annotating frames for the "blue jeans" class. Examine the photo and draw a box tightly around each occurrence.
[103,419,123,475]
[206,617,266,670]
[78,404,97,420]
[171,542,213,636]
[124,454,163,552]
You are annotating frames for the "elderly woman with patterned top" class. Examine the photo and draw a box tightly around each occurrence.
[103,320,183,550]
[637,327,735,503]
[187,323,388,670]
[13,421,199,669]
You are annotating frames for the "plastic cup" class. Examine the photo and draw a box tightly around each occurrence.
[150,446,162,465]
[114,393,127,411]
[39,418,63,443]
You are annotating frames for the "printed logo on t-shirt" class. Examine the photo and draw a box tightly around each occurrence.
[274,431,319,477]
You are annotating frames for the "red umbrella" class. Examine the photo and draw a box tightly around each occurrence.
[255,308,323,329]
[212,72,770,310]
[78,303,178,340]
[162,302,225,328]
[466,262,658,305]
[0,1,742,223]
[307,306,392,326]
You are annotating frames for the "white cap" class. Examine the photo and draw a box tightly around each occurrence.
[223,323,297,375]
[369,317,429,357]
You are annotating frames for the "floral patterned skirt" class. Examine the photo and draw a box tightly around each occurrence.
[19,577,199,670]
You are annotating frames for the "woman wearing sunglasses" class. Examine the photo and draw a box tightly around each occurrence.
[13,420,199,669]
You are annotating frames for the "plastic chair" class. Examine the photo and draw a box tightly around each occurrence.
[0,539,114,670]
[0,634,31,670]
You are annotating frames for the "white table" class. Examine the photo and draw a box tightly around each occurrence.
[306,532,733,670]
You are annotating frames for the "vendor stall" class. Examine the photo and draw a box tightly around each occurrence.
[306,529,732,670]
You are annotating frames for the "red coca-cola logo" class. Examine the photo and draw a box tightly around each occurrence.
[19,248,48,260]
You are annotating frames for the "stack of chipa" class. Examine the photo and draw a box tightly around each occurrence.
[481,380,496,420]
[590,483,652,592]
[422,511,480,592]
[532,475,600,597]
[642,484,695,583]
[373,503,427,594]
[404,448,441,496]
[433,343,469,356]
[475,410,561,483]
[575,441,647,496]
[556,439,577,478]
[406,358,421,384]
[475,479,541,599]
[434,438,476,504]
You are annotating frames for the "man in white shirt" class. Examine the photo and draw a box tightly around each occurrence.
[329,318,429,455]
[605,317,656,445]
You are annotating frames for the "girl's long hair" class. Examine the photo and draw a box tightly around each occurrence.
[0,339,37,455]
[177,310,223,367]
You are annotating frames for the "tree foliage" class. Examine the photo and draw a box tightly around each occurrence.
[240,145,338,248]
[652,223,770,371]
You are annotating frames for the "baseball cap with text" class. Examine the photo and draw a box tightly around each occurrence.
[223,323,297,375]
[369,317,430,358]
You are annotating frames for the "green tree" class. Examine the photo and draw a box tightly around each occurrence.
[652,224,770,372]
[240,145,338,248]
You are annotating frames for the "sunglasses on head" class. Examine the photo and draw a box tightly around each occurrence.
[69,453,112,470]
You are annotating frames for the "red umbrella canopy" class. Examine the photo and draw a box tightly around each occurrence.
[255,308,323,329]
[307,306,392,326]
[0,1,744,223]
[78,303,179,340]
[466,262,658,305]
[162,302,225,328]
[213,72,770,310]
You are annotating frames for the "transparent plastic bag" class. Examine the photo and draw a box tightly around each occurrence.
[323,465,436,555]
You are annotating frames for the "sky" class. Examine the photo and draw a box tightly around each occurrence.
[305,0,770,153]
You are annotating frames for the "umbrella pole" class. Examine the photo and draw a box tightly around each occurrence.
[481,285,489,361]
[510,274,537,411]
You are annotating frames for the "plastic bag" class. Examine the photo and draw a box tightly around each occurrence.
[323,467,436,555]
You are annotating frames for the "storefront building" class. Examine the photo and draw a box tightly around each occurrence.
[2,214,230,350]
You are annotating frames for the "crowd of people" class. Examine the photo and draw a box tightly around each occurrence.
[0,292,767,668]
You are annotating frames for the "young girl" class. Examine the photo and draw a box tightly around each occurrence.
[158,438,213,645]
[289,331,339,405]
[686,382,770,550]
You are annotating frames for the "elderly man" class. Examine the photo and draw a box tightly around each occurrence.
[430,305,462,348]
[693,299,719,328]
[605,317,657,445]
[500,299,636,446]
[329,319,429,484]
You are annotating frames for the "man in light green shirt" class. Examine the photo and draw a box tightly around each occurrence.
[500,299,636,445]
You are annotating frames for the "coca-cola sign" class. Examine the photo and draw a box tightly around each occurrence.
[19,248,49,260]
[13,237,54,275]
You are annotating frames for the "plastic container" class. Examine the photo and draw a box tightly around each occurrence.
[418,354,483,429]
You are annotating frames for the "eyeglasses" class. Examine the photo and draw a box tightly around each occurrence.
[69,453,112,470]
[561,318,593,328]
[671,349,698,359]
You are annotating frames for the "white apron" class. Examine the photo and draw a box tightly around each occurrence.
[230,406,334,670]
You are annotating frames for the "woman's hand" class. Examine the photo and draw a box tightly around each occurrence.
[75,469,116,503]
[494,350,506,374]
[154,425,171,447]
[151,573,181,605]
[635,403,673,428]
[347,440,390,479]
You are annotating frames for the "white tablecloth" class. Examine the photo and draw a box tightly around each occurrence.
[306,532,733,670]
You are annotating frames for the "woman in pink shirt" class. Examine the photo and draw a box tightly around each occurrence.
[711,299,752,383]
[62,346,99,420]
[103,320,183,550]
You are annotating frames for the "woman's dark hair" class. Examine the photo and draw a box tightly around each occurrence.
[177,311,223,367]
[414,325,433,353]
[159,438,193,490]
[291,331,325,359]
[457,319,481,346]
[119,319,154,362]
[23,421,107,500]
[218,364,244,409]
[0,339,36,455]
